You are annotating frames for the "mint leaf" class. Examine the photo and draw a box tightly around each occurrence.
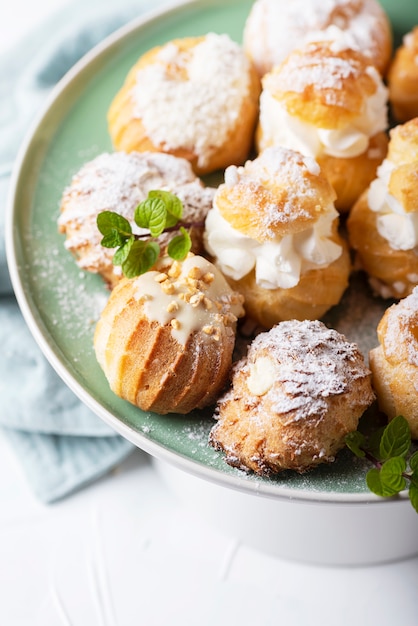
[113,236,134,266]
[409,481,418,514]
[409,451,418,473]
[135,197,167,237]
[367,460,406,498]
[380,457,407,494]
[366,466,401,497]
[149,190,183,228]
[97,211,132,247]
[121,240,160,278]
[167,227,192,261]
[366,468,385,497]
[345,431,366,458]
[379,415,411,460]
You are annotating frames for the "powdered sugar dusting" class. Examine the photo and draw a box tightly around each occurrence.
[58,151,214,276]
[267,47,357,97]
[131,33,252,167]
[382,287,418,367]
[242,320,372,421]
[226,147,326,233]
[244,0,389,75]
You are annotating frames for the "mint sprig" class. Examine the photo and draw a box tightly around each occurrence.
[346,415,418,513]
[96,190,197,278]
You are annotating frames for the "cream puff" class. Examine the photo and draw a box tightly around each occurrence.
[256,40,389,212]
[94,254,245,414]
[204,146,350,327]
[210,319,375,475]
[243,0,392,78]
[369,287,418,439]
[388,27,418,122]
[107,33,261,176]
[347,118,418,299]
[58,151,214,288]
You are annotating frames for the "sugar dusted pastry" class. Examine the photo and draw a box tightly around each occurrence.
[94,254,245,415]
[388,27,418,122]
[256,40,389,212]
[243,0,392,78]
[347,119,418,299]
[369,288,418,439]
[204,146,350,327]
[210,320,375,475]
[58,151,214,288]
[107,33,261,176]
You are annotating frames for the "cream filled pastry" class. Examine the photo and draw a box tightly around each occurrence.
[204,147,350,327]
[388,27,418,122]
[94,254,245,414]
[256,40,389,212]
[210,320,375,475]
[369,287,418,439]
[107,33,261,176]
[243,0,392,78]
[347,119,418,299]
[58,151,214,288]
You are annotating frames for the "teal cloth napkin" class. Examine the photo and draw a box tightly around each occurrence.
[1,0,171,502]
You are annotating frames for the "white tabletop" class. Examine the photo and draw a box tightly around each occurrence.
[1,2,418,624]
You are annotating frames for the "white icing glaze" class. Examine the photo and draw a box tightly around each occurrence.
[132,255,244,345]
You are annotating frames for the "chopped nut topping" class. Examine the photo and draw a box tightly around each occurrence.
[167,301,179,313]
[136,293,153,304]
[190,293,204,307]
[155,272,168,283]
[202,325,215,335]
[186,277,198,290]
[225,312,238,324]
[171,319,181,330]
[188,267,202,280]
[168,262,181,278]
[202,272,215,284]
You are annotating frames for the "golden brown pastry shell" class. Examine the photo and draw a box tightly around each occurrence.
[388,27,418,122]
[264,43,381,129]
[369,298,418,439]
[243,0,392,78]
[317,131,388,213]
[210,322,375,475]
[107,37,261,176]
[223,232,351,328]
[347,191,418,299]
[215,161,337,240]
[94,277,237,414]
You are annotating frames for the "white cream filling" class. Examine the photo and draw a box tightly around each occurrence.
[259,66,387,158]
[368,160,418,251]
[246,356,278,396]
[204,203,342,290]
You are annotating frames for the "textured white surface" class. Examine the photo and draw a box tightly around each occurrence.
[2,1,418,624]
[2,430,418,626]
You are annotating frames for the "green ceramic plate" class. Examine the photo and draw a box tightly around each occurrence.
[7,0,418,503]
